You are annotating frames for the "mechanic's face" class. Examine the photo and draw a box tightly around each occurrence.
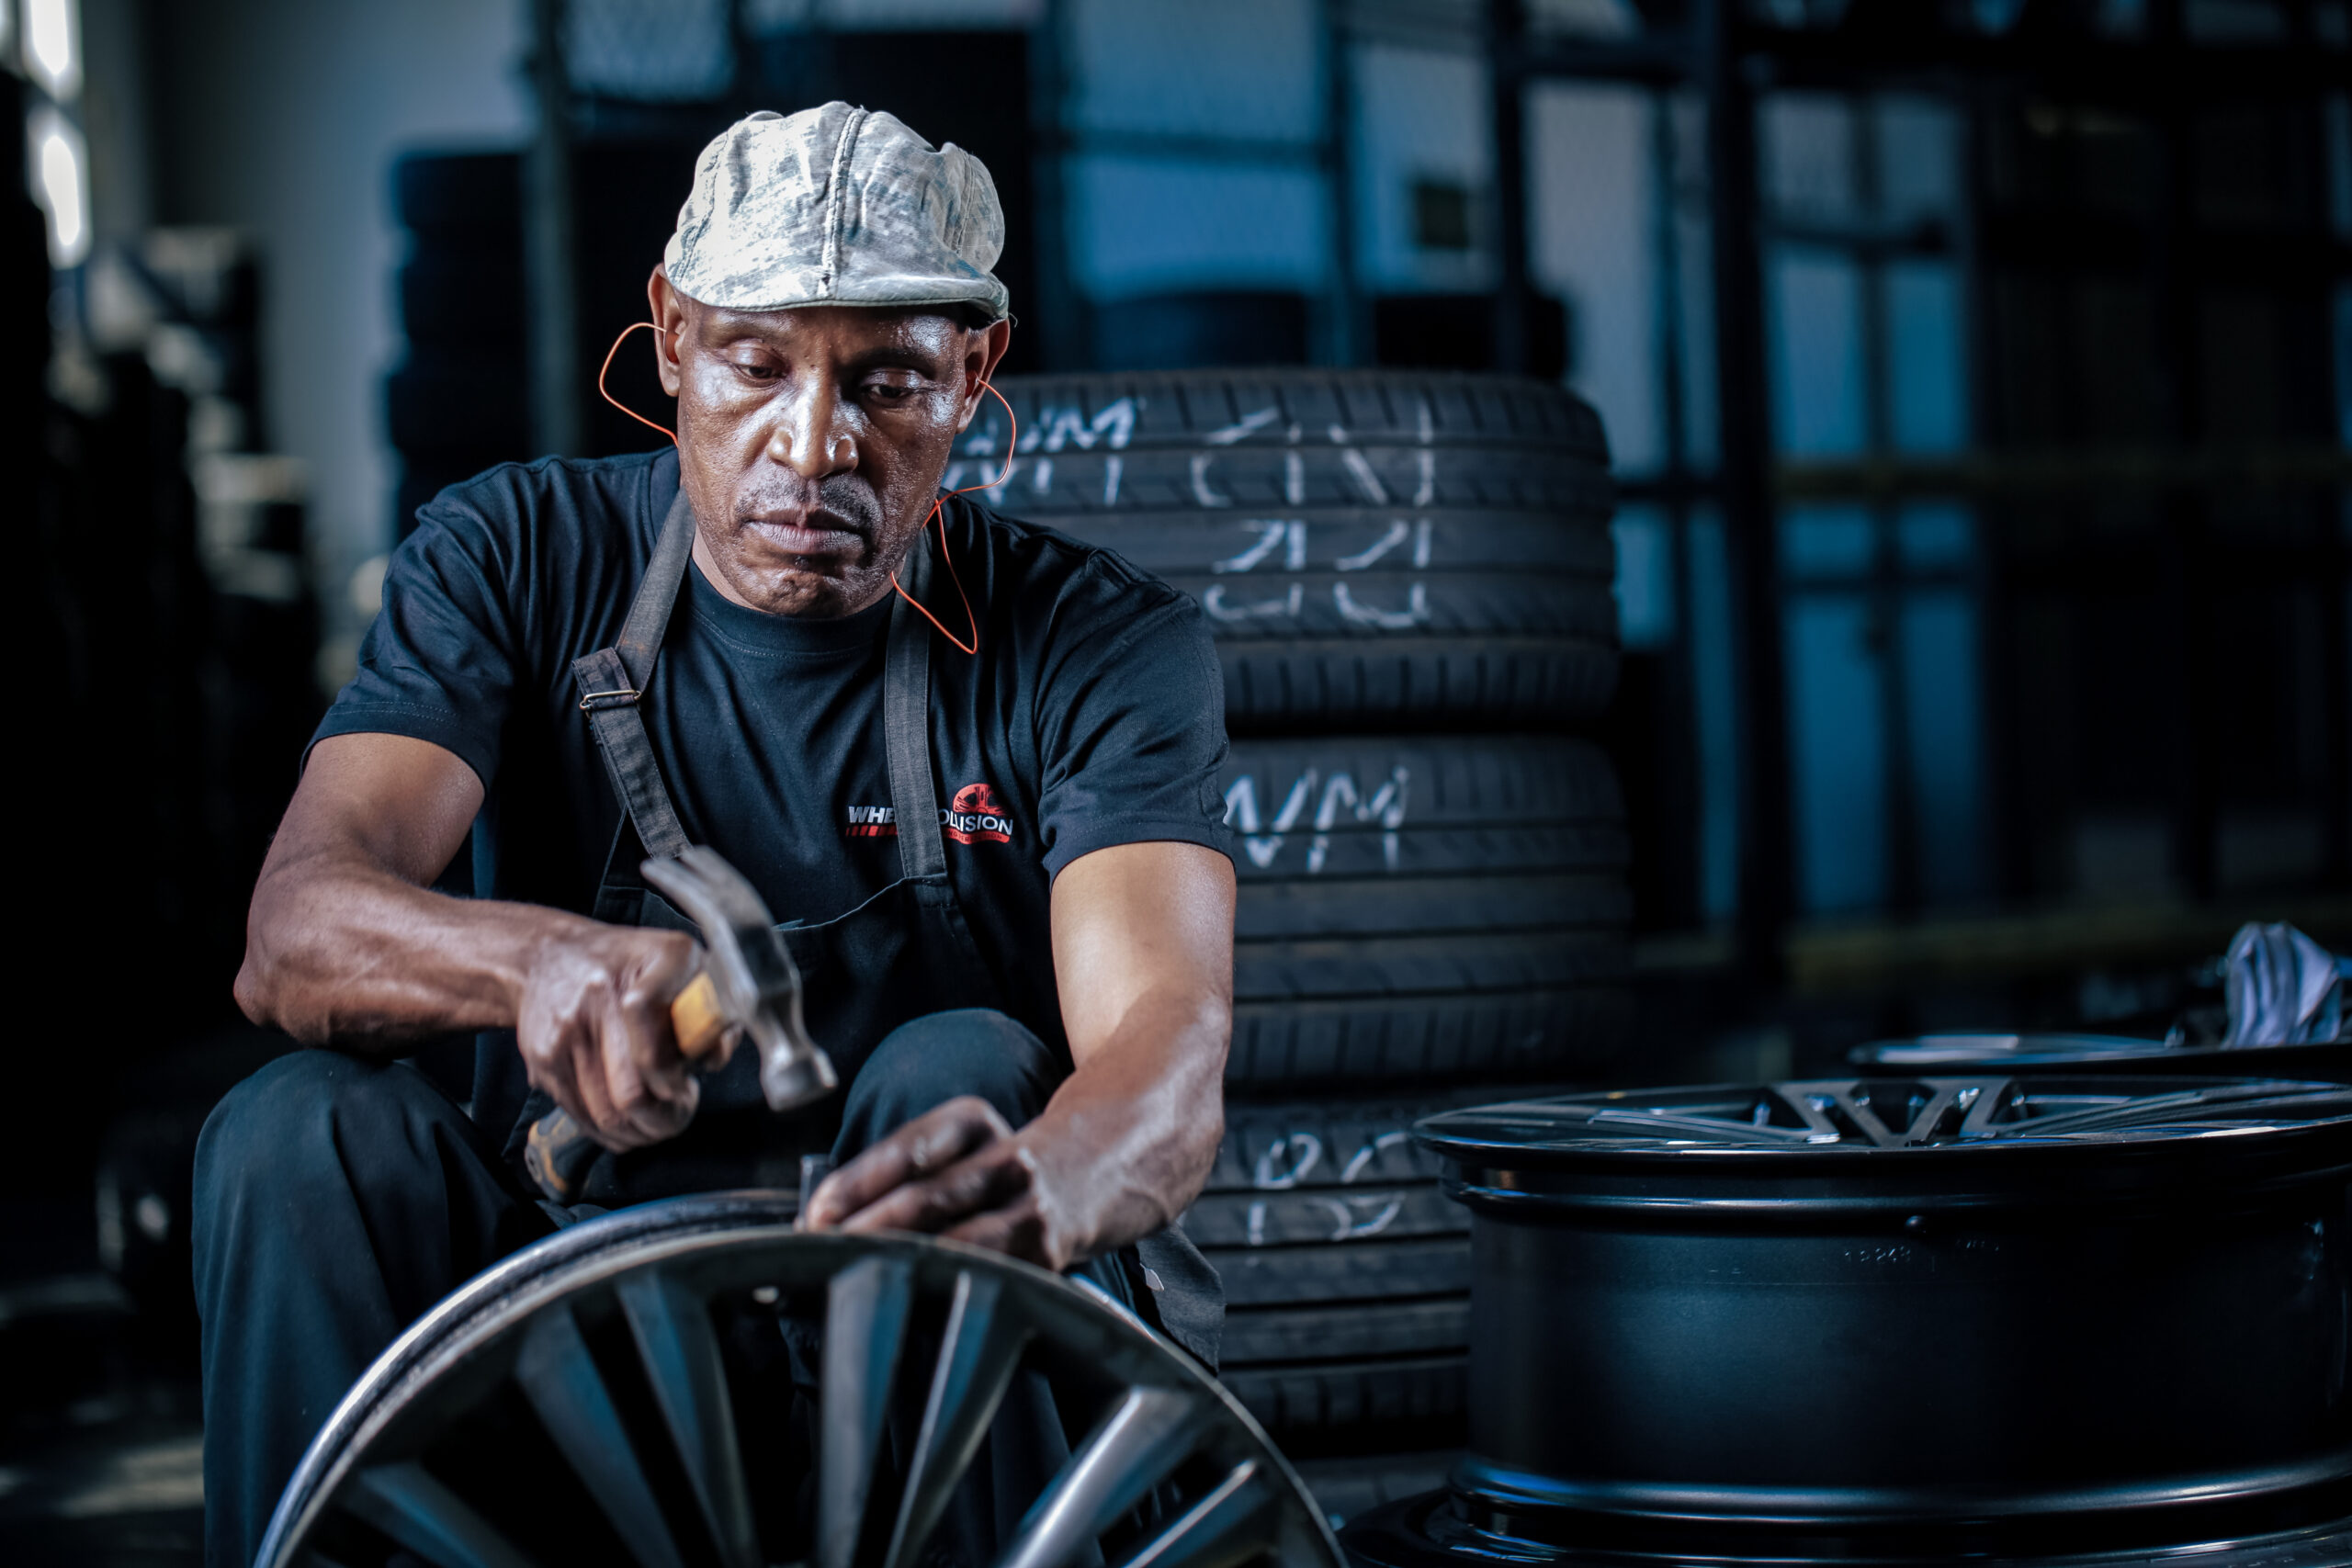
[650,268,1010,617]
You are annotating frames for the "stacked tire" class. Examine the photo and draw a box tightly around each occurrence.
[983,369,1626,1459]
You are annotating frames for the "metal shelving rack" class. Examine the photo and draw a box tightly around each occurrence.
[1474,0,2352,995]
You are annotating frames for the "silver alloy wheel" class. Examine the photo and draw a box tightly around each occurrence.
[255,1192,1342,1568]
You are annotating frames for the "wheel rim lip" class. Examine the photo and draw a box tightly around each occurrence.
[1340,1485,2352,1568]
[258,1190,1340,1568]
[1450,1446,2352,1531]
[1415,1079,2352,1215]
[1856,1034,2352,1075]
[1415,1077,2352,1161]
[257,1191,799,1565]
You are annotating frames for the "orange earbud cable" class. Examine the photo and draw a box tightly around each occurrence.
[888,379,1015,656]
[598,321,678,445]
[596,319,1007,655]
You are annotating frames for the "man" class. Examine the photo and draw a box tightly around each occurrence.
[195,103,1234,1566]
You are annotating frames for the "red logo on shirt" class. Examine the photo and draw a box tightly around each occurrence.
[842,785,1015,845]
[944,783,1014,845]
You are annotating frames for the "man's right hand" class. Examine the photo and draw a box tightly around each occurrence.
[516,926,708,1151]
[239,732,712,1163]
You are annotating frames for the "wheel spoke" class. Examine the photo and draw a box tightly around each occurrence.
[992,1387,1211,1568]
[343,1461,540,1568]
[514,1300,688,1568]
[881,1269,1034,1568]
[617,1268,761,1568]
[1114,1461,1277,1568]
[819,1254,918,1568]
[270,1219,1341,1568]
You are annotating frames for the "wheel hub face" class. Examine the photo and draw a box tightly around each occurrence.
[256,1193,1342,1568]
[1396,1078,2352,1562]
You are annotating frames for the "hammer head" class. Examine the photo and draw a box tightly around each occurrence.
[641,846,839,1112]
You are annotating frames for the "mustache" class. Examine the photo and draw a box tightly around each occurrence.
[733,474,881,535]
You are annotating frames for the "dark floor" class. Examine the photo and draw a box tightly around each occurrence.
[0,1193,205,1567]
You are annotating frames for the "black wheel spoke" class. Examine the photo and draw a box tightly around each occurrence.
[882,1268,1034,1568]
[514,1300,687,1568]
[1115,1461,1277,1568]
[819,1253,918,1568]
[617,1268,761,1568]
[994,1387,1212,1568]
[343,1461,541,1568]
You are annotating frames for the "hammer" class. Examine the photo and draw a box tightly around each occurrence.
[523,846,839,1203]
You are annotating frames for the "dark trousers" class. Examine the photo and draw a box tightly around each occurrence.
[193,1008,1073,1568]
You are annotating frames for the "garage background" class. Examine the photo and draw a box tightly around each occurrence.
[6,0,2350,1558]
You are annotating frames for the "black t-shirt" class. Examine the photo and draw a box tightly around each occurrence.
[318,446,1231,1142]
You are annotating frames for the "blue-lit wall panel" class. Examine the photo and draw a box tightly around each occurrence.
[1888,262,1967,454]
[1768,250,1865,457]
[1069,0,1319,143]
[1896,501,1972,570]
[1613,507,1674,650]
[1787,592,1890,912]
[1782,503,1873,578]
[1069,157,1328,301]
[1352,43,1491,294]
[1903,586,1992,904]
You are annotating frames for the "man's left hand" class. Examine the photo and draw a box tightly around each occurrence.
[798,1095,1078,1269]
[797,840,1234,1274]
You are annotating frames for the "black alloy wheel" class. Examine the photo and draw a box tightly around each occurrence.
[255,1193,1342,1568]
[1342,1077,2352,1565]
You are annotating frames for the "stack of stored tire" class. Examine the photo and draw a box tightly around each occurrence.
[981,369,1627,1465]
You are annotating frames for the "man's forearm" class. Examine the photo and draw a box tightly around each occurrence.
[1023,988,1227,1258]
[236,848,595,1052]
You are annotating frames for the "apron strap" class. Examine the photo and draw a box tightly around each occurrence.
[572,486,697,863]
[885,531,945,881]
[575,481,951,902]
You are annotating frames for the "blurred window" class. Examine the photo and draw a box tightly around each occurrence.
[29,104,88,266]
[1613,509,1674,650]
[1769,251,1866,457]
[1069,0,1320,144]
[1530,82,1660,470]
[566,0,732,101]
[24,0,78,101]
[1071,157,1328,300]
[1787,592,1891,912]
[1353,43,1492,294]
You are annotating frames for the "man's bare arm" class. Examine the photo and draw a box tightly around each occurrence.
[803,840,1232,1269]
[237,731,701,1147]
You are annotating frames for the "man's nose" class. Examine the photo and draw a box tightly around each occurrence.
[765,379,855,479]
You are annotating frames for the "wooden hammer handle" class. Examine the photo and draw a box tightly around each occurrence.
[670,970,729,1061]
[522,971,730,1203]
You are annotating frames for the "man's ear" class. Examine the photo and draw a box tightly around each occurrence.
[648,265,689,397]
[956,318,1013,433]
